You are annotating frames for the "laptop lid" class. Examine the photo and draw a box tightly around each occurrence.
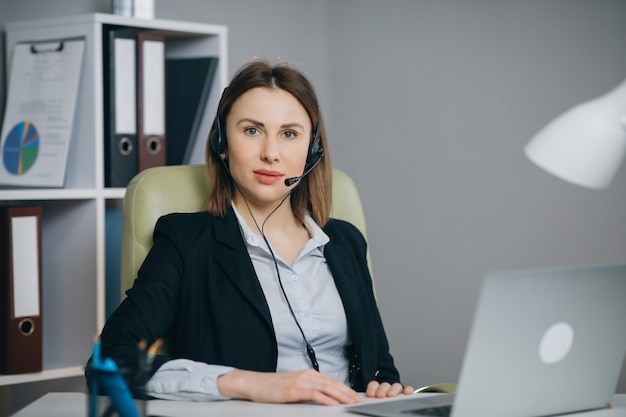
[347,264,626,417]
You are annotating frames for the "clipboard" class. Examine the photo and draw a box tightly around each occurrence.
[0,39,85,187]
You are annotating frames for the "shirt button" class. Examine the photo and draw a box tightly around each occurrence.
[292,275,298,281]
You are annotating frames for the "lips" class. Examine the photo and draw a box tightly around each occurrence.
[253,169,284,185]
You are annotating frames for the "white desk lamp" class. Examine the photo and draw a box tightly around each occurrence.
[524,78,626,189]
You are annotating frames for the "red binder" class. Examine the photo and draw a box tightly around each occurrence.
[136,32,167,171]
[0,206,43,374]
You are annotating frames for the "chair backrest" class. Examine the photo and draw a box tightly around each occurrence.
[120,165,371,296]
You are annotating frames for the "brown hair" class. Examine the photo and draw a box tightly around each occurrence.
[204,60,332,226]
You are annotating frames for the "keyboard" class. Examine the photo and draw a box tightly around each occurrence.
[402,405,453,416]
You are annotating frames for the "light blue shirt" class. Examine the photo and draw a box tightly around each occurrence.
[145,206,350,400]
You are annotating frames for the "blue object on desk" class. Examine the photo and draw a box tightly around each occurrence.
[89,339,140,417]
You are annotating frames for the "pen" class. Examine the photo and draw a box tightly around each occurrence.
[134,338,163,393]
[146,338,164,367]
[134,339,148,387]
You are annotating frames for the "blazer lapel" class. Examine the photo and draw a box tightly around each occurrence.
[212,210,273,329]
[324,239,364,347]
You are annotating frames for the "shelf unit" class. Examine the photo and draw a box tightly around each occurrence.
[0,13,228,386]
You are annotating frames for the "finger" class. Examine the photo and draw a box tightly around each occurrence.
[404,385,415,395]
[366,380,380,398]
[304,373,361,405]
[375,381,392,398]
[311,384,361,405]
[385,382,405,397]
[320,380,361,405]
[310,389,341,406]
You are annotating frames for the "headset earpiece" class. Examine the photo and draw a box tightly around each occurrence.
[210,113,226,157]
[305,118,324,170]
[210,88,228,158]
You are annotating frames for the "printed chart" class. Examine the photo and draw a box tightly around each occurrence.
[3,121,40,175]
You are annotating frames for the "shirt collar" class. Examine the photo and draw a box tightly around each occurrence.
[232,203,330,249]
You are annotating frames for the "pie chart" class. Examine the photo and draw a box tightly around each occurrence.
[3,121,40,175]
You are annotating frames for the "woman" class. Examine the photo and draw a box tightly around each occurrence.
[96,59,413,405]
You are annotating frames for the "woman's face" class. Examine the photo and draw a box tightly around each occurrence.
[225,86,311,209]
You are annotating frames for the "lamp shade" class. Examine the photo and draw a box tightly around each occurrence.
[524,78,626,189]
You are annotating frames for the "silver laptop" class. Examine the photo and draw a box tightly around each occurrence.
[348,264,626,417]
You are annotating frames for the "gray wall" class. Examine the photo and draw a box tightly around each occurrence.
[1,0,625,412]
[324,0,626,393]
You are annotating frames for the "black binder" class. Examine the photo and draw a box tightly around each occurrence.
[165,56,219,165]
[104,28,138,187]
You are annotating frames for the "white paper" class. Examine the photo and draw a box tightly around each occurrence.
[0,39,85,187]
[142,40,165,135]
[11,216,40,318]
[114,37,137,134]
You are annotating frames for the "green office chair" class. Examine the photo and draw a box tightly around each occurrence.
[119,164,456,394]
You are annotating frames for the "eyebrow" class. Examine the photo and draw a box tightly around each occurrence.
[236,118,264,127]
[236,118,306,130]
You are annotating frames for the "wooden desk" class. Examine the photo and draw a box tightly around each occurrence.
[10,392,626,417]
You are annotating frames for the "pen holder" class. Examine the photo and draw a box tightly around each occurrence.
[86,363,147,417]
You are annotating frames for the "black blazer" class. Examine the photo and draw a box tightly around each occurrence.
[98,208,401,391]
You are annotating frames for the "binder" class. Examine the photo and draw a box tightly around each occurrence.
[104,207,123,318]
[136,32,167,171]
[104,29,138,187]
[0,206,43,374]
[165,56,218,165]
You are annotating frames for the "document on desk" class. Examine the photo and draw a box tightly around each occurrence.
[0,39,84,187]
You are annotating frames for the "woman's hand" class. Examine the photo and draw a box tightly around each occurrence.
[365,380,414,398]
[217,369,362,406]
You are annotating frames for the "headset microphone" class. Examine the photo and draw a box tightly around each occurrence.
[284,173,306,187]
[284,154,323,186]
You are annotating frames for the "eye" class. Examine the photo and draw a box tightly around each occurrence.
[282,130,298,140]
[244,127,260,136]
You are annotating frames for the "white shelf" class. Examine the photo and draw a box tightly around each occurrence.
[0,366,85,387]
[102,188,126,200]
[0,189,100,200]
[1,13,228,387]
[7,13,228,37]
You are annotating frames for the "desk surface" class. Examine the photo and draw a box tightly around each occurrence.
[11,393,626,417]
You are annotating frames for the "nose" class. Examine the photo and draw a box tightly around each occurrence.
[260,136,280,163]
